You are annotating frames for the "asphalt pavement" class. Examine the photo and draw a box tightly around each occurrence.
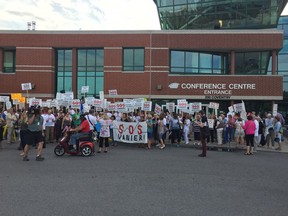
[0,140,288,216]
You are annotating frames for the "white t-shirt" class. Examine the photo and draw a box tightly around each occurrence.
[86,114,97,131]
[99,119,112,137]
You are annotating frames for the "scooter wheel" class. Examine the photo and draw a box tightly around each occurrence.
[81,145,92,157]
[54,145,65,156]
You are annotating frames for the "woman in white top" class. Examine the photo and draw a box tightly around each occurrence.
[98,114,112,153]
[184,115,191,145]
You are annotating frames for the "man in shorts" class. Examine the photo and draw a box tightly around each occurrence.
[23,106,45,161]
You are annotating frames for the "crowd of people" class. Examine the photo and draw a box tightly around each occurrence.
[0,105,286,161]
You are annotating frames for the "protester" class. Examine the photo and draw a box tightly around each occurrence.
[44,109,56,143]
[97,114,113,153]
[23,106,45,161]
[6,108,17,144]
[183,114,191,145]
[158,114,166,149]
[146,114,153,149]
[216,116,225,145]
[70,114,91,151]
[169,113,182,147]
[242,114,256,155]
[274,116,282,151]
[265,113,275,148]
[198,110,208,157]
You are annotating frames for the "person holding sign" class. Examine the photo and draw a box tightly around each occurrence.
[198,110,208,157]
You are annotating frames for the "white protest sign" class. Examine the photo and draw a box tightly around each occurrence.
[85,97,95,105]
[113,121,147,144]
[209,102,219,110]
[0,96,10,102]
[81,86,89,94]
[273,104,278,117]
[12,100,20,105]
[21,83,32,91]
[228,106,234,113]
[208,119,215,129]
[30,98,42,107]
[64,92,74,101]
[116,102,126,113]
[50,100,58,108]
[233,103,243,112]
[41,101,50,108]
[93,99,102,107]
[166,102,175,113]
[133,98,144,109]
[6,101,12,110]
[154,104,162,115]
[143,101,152,112]
[108,89,118,96]
[99,91,104,100]
[108,103,117,112]
[177,99,188,109]
[189,102,202,112]
[71,99,81,109]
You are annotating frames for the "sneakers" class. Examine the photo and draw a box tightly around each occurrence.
[36,156,45,161]
[23,156,29,161]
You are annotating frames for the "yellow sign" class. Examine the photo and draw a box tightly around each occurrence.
[11,93,22,100]
[19,97,26,103]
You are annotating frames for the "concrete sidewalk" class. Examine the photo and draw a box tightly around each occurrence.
[178,137,288,153]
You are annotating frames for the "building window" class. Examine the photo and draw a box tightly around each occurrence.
[123,48,144,71]
[77,48,104,98]
[235,51,270,75]
[56,49,72,93]
[3,50,16,73]
[170,50,227,74]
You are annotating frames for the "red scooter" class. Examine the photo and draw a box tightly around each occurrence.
[54,131,95,157]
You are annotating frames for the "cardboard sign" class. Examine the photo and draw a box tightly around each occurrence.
[30,98,42,107]
[99,91,104,100]
[228,106,234,112]
[108,103,117,112]
[93,99,102,107]
[177,99,188,109]
[208,119,215,129]
[154,104,162,116]
[116,102,126,113]
[71,99,81,109]
[209,102,219,110]
[11,93,22,100]
[81,86,89,94]
[143,101,152,112]
[21,83,32,90]
[166,102,175,113]
[108,89,118,96]
[189,102,202,112]
[233,103,243,112]
[273,104,278,117]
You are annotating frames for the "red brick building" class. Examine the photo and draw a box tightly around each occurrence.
[0,29,283,111]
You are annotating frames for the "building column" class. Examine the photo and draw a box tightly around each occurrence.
[72,48,77,98]
[271,50,277,75]
[0,48,3,72]
[230,50,235,75]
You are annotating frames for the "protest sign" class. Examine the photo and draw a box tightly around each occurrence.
[189,102,201,112]
[154,104,162,116]
[113,121,147,144]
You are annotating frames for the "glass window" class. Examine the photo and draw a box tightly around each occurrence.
[170,50,227,74]
[3,50,16,73]
[56,49,73,93]
[235,51,270,75]
[123,48,144,71]
[77,48,104,97]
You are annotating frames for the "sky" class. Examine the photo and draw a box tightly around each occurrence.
[0,0,288,31]
[0,0,161,30]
